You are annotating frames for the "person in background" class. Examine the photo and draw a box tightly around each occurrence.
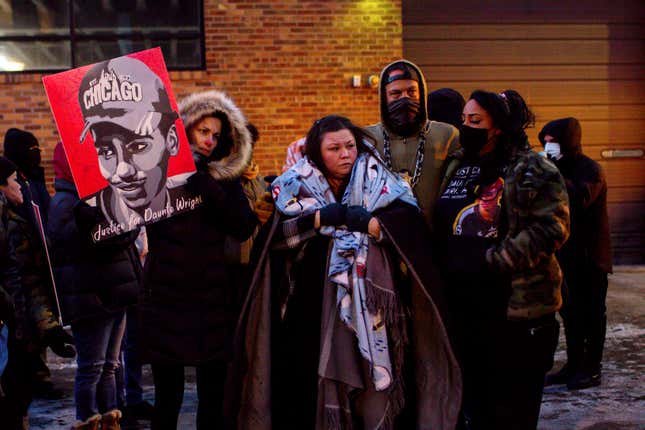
[427,87,466,130]
[0,158,24,410]
[122,226,153,422]
[434,90,569,429]
[139,90,257,430]
[281,136,306,173]
[239,123,273,226]
[0,183,17,392]
[539,117,612,390]
[115,227,153,425]
[224,123,274,312]
[47,143,141,430]
[0,156,76,429]
[365,59,460,226]
[3,128,51,224]
[3,127,56,400]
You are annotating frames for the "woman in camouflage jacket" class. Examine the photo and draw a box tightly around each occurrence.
[433,90,569,430]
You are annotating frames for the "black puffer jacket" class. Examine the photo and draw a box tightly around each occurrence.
[47,178,142,324]
[539,117,612,273]
[139,90,258,365]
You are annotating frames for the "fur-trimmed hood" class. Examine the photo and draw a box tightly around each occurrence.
[178,90,252,181]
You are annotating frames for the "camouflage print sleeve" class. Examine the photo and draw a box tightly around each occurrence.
[8,218,58,337]
[487,154,570,273]
[0,199,21,327]
[0,240,19,325]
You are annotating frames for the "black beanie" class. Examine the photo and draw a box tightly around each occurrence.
[428,88,466,129]
[0,156,17,186]
[3,128,39,170]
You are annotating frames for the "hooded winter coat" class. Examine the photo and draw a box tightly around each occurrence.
[364,60,460,226]
[3,128,50,225]
[538,118,612,273]
[138,90,258,365]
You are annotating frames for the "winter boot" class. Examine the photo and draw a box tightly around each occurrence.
[70,414,101,430]
[567,368,601,390]
[100,409,123,430]
[544,363,574,386]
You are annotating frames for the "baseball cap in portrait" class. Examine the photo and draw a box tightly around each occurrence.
[78,56,177,143]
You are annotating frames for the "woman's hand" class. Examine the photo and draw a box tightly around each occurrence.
[346,206,371,233]
[316,203,346,228]
[367,217,381,238]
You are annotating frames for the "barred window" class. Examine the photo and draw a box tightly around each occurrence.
[0,0,204,72]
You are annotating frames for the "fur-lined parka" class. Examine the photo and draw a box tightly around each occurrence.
[179,90,253,182]
[138,90,258,365]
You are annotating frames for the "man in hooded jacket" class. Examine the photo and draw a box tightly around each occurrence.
[539,117,612,390]
[365,60,460,227]
[3,128,50,226]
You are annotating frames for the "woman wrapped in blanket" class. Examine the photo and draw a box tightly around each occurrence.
[228,115,462,430]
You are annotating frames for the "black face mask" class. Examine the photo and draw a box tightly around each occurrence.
[459,125,489,155]
[387,97,421,137]
[26,147,41,169]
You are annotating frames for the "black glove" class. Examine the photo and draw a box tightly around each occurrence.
[43,326,76,358]
[185,171,225,205]
[73,201,103,235]
[319,203,346,227]
[346,205,372,233]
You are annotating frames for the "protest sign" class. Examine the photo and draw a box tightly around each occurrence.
[43,47,200,241]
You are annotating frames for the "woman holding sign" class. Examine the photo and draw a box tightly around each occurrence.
[138,90,257,430]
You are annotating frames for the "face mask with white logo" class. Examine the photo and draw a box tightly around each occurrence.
[544,142,562,160]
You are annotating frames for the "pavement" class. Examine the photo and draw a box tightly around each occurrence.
[27,266,644,429]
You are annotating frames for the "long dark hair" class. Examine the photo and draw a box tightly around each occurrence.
[304,115,375,175]
[209,111,233,161]
[468,89,533,161]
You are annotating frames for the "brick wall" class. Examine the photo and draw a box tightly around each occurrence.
[0,0,402,190]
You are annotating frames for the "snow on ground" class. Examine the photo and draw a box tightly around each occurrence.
[28,266,645,429]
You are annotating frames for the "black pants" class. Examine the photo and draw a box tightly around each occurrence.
[451,310,559,430]
[0,336,34,430]
[151,361,227,430]
[560,264,608,372]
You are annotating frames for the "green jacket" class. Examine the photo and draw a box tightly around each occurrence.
[0,195,19,330]
[439,149,570,320]
[366,59,460,226]
[6,205,59,343]
[365,121,459,227]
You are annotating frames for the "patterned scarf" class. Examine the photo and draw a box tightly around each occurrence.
[273,151,417,391]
